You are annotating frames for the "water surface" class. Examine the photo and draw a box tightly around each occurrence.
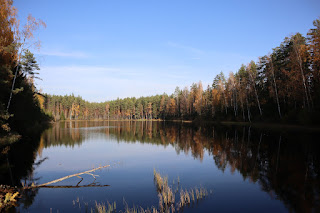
[4,121,320,212]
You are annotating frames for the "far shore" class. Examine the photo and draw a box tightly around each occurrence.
[52,119,320,132]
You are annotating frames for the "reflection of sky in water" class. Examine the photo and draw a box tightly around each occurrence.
[18,121,319,213]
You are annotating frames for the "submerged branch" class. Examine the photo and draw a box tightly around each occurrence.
[37,184,110,189]
[29,165,110,188]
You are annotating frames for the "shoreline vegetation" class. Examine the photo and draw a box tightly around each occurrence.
[0,1,50,211]
[52,119,320,132]
[1,0,320,142]
[0,0,50,143]
[73,169,211,213]
[1,1,320,211]
[1,167,211,212]
[42,18,320,127]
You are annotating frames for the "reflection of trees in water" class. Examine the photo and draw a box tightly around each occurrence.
[0,135,42,186]
[39,122,83,151]
[108,122,320,213]
[36,121,319,212]
[0,133,46,210]
[204,126,320,213]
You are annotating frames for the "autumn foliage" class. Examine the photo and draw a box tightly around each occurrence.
[0,0,49,137]
[43,19,320,125]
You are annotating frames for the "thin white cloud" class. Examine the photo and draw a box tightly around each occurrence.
[40,51,90,58]
[167,42,205,55]
[35,64,200,102]
[40,65,143,76]
[35,60,253,101]
[36,68,178,102]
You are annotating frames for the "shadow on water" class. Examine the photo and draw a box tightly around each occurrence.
[0,133,43,211]
[1,120,319,212]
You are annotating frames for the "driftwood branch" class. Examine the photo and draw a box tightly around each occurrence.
[31,165,109,188]
[76,176,83,186]
[37,184,110,189]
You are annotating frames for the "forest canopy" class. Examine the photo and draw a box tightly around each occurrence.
[0,0,49,139]
[1,0,320,128]
[43,18,320,125]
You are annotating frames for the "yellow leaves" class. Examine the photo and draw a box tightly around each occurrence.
[12,87,24,94]
[147,102,153,117]
[6,192,19,203]
[21,14,46,51]
[0,191,19,209]
[105,104,110,113]
[0,0,46,61]
[1,123,10,132]
[192,81,203,115]
[169,98,176,115]
[1,146,10,155]
[70,102,81,118]
[211,88,221,109]
[84,107,89,118]
[0,0,17,64]
[299,44,309,63]
[124,110,131,117]
[36,93,45,110]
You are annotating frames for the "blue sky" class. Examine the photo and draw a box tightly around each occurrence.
[14,0,320,102]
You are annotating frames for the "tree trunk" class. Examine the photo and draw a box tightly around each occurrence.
[270,57,282,118]
[249,72,262,116]
[238,77,245,121]
[7,64,20,111]
[294,46,311,111]
[246,95,251,122]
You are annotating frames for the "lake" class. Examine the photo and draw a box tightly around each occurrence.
[3,121,320,212]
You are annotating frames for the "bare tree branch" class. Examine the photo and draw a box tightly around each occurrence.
[30,165,109,188]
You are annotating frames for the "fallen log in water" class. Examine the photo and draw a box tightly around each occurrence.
[38,184,110,189]
[28,165,110,188]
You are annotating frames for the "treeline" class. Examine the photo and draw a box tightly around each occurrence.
[0,0,49,140]
[44,19,320,124]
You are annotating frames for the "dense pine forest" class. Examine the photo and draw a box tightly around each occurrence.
[0,0,49,141]
[44,19,320,125]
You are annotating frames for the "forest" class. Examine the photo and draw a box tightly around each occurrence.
[0,0,49,141]
[44,19,320,125]
[1,0,320,138]
[1,1,320,212]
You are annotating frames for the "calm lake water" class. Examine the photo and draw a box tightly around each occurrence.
[3,121,320,212]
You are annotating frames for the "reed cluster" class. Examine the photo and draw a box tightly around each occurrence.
[124,206,159,213]
[153,169,210,212]
[154,169,175,212]
[178,186,208,209]
[91,169,212,213]
[93,202,159,213]
[94,201,116,213]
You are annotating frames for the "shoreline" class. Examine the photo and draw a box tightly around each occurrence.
[51,119,320,132]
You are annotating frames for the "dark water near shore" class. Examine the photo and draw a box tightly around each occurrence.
[2,121,320,212]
